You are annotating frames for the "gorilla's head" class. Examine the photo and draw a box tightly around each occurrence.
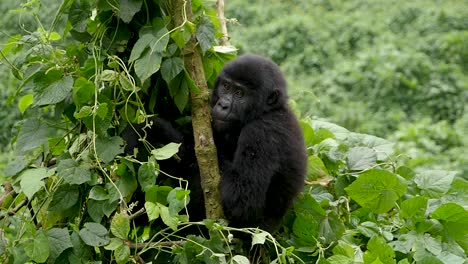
[211,54,288,131]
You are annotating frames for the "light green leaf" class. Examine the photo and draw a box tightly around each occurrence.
[345,169,407,213]
[431,203,468,240]
[79,222,110,247]
[57,159,91,185]
[24,230,50,263]
[19,168,51,199]
[159,203,178,231]
[167,187,190,215]
[115,244,131,264]
[73,77,95,105]
[347,147,377,171]
[111,213,130,240]
[145,201,160,221]
[151,142,181,160]
[74,105,93,119]
[414,170,457,198]
[33,75,74,106]
[363,236,396,264]
[251,231,268,246]
[232,255,250,264]
[138,162,159,192]
[18,94,33,114]
[400,196,428,221]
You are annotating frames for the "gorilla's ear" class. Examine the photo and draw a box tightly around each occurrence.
[267,89,279,106]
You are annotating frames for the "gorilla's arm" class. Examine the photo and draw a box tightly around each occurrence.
[219,122,280,228]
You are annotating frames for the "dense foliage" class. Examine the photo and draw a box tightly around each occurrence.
[227,0,468,175]
[0,0,467,263]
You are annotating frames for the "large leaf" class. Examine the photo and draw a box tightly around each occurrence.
[33,75,74,106]
[95,136,124,164]
[79,222,110,247]
[15,118,49,154]
[48,184,80,211]
[345,169,407,213]
[118,0,143,23]
[24,230,50,263]
[19,168,52,199]
[134,48,162,83]
[151,142,181,160]
[431,203,468,240]
[111,212,130,240]
[138,161,159,192]
[47,228,73,263]
[195,16,215,54]
[414,170,457,198]
[346,147,377,171]
[57,159,92,185]
[161,57,184,83]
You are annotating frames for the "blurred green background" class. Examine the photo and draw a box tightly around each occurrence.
[1,0,467,177]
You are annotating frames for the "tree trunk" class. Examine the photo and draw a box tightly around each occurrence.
[216,0,230,46]
[171,0,224,220]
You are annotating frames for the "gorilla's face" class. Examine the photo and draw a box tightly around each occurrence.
[211,74,248,132]
[211,54,288,132]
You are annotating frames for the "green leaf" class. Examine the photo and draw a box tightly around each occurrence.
[414,170,457,198]
[161,57,184,83]
[168,187,190,215]
[293,211,319,244]
[151,142,181,160]
[300,121,315,146]
[171,24,192,49]
[111,213,130,240]
[47,228,73,263]
[48,184,79,211]
[363,236,396,264]
[73,77,95,105]
[16,118,49,154]
[145,201,160,221]
[95,136,124,163]
[345,169,407,213]
[19,168,51,199]
[431,203,468,240]
[134,48,162,83]
[115,244,131,264]
[138,162,159,192]
[57,159,92,185]
[79,222,110,247]
[118,0,143,23]
[24,230,50,263]
[319,211,345,244]
[307,155,328,181]
[196,16,215,54]
[251,231,268,246]
[129,34,154,62]
[168,74,190,113]
[232,255,250,264]
[347,147,377,171]
[145,185,172,204]
[159,203,179,231]
[74,105,93,119]
[33,75,74,106]
[69,0,90,32]
[89,185,110,200]
[18,94,34,114]
[400,196,428,221]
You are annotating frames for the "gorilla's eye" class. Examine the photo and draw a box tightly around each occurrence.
[223,81,231,91]
[234,89,244,98]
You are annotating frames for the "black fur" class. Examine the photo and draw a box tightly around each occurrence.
[211,54,307,231]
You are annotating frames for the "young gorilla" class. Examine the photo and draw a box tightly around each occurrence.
[125,54,307,232]
[211,54,307,231]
